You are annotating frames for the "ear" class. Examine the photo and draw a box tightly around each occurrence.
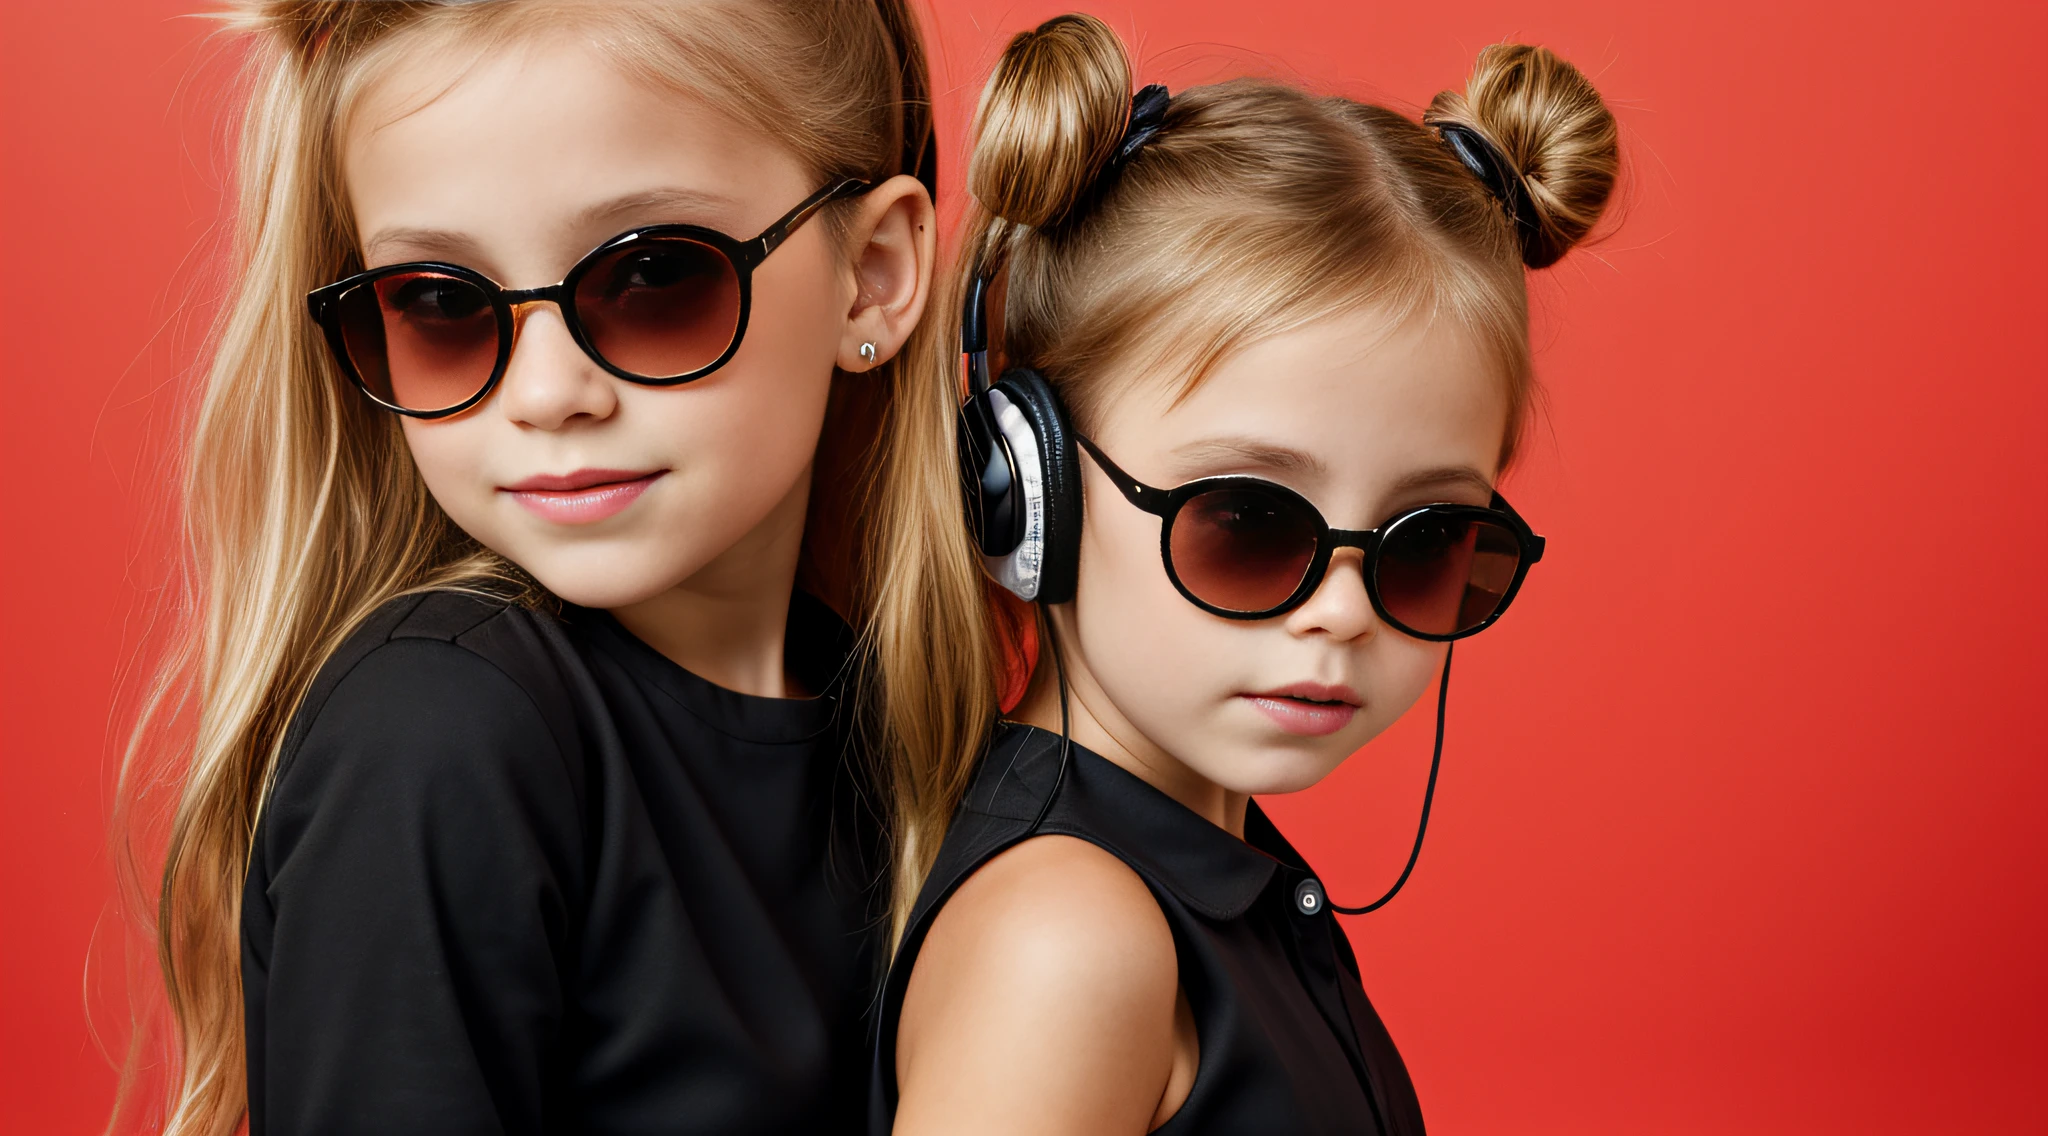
[836,173,936,372]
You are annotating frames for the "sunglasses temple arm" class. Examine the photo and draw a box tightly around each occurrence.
[753,177,873,263]
[1328,642,1451,916]
[1074,436,1172,514]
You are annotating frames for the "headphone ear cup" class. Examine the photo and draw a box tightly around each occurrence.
[975,388,1045,600]
[956,392,1022,559]
[993,370,1080,605]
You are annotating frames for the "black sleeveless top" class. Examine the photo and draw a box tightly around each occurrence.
[870,724,1426,1135]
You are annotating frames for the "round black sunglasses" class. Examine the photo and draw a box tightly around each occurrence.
[306,178,872,418]
[1076,436,1545,640]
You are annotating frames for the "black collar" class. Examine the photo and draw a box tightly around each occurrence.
[567,592,854,745]
[969,724,1284,920]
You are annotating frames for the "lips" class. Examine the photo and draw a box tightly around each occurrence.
[1240,682,1362,737]
[501,468,665,525]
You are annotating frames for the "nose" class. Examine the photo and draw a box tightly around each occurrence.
[1282,547,1380,643]
[494,302,618,430]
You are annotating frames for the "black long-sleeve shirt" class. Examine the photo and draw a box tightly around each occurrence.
[241,590,882,1134]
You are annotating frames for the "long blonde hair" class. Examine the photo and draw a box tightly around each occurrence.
[113,3,997,1132]
[894,13,1620,898]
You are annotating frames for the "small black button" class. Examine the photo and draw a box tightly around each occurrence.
[1293,878,1326,917]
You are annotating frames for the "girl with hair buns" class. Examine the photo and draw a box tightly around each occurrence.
[114,2,1002,1133]
[874,14,1618,1135]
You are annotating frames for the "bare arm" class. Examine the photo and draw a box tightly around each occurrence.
[894,835,1191,1135]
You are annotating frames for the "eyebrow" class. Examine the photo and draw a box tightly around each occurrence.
[572,186,740,231]
[1390,465,1497,498]
[1172,435,1495,500]
[1169,436,1328,476]
[361,225,484,266]
[360,186,742,266]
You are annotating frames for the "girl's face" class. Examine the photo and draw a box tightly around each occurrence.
[343,37,923,611]
[1051,310,1510,816]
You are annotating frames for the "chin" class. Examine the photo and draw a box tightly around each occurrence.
[1195,741,1348,799]
[497,544,690,610]
[533,576,666,610]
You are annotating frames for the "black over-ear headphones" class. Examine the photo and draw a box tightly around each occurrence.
[955,274,1083,605]
[956,269,1078,835]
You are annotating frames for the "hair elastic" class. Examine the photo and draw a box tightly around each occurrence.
[1111,84,1172,170]
[1434,123,1540,249]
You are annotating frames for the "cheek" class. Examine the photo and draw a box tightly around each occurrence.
[1071,495,1241,715]
[746,236,848,369]
[644,255,843,490]
[1358,636,1448,740]
[629,364,832,506]
[399,417,491,518]
[648,241,842,470]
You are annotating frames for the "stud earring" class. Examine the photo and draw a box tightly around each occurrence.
[859,341,878,368]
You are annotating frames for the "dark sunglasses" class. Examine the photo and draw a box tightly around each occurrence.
[1076,436,1545,640]
[306,178,872,418]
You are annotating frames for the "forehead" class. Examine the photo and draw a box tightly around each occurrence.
[1104,306,1511,488]
[341,32,808,263]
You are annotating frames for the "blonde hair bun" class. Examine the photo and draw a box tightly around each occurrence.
[968,13,1132,231]
[1428,43,1620,268]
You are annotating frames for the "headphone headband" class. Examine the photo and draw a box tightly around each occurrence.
[962,274,993,394]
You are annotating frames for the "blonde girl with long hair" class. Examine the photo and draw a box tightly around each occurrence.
[873,14,1619,1135]
[117,2,1001,1132]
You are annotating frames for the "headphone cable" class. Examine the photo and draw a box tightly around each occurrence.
[1328,642,1453,916]
[1025,607,1074,836]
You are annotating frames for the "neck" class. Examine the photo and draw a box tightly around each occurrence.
[609,465,814,698]
[1011,610,1251,837]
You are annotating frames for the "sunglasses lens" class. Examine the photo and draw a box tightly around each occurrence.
[573,236,742,380]
[1375,512,1523,637]
[336,272,499,413]
[1168,486,1322,613]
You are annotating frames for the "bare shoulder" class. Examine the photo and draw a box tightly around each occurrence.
[936,833,1173,982]
[896,835,1179,1136]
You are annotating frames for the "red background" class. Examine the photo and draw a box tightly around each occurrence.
[4,1,2044,1131]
